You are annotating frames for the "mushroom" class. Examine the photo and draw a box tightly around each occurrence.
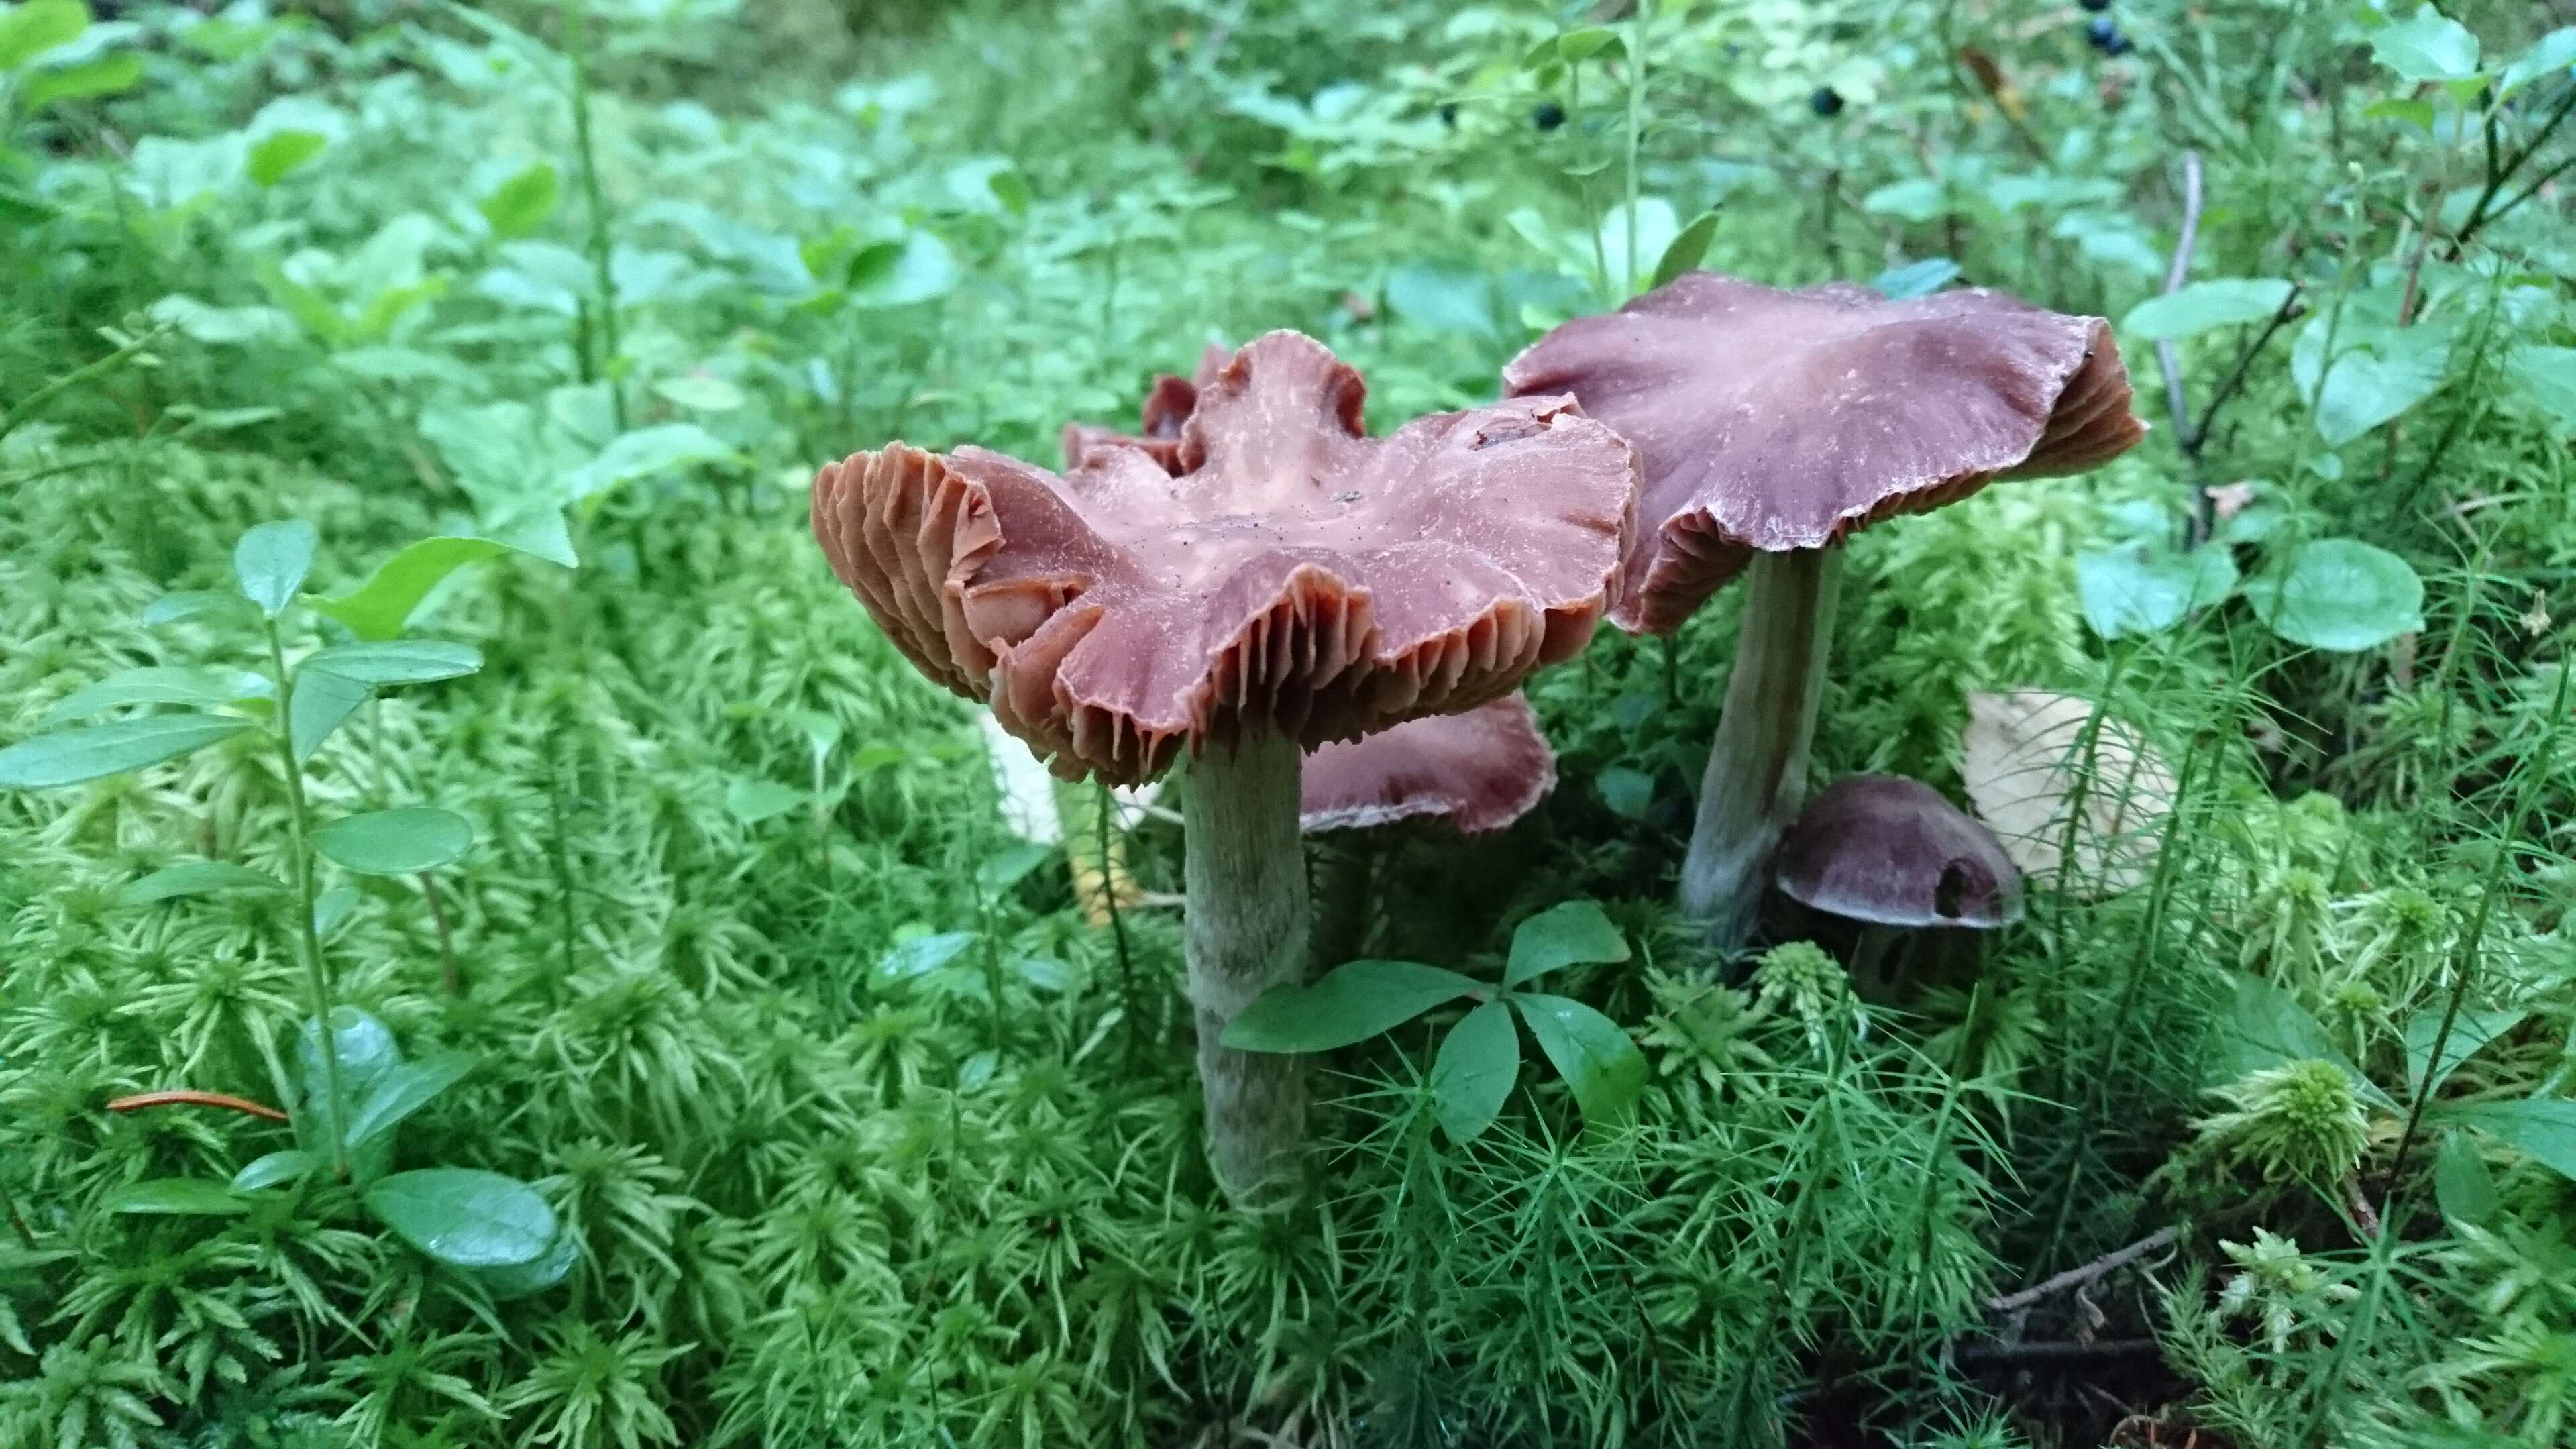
[1299,694,1558,971]
[1772,773,2022,997]
[1504,272,2143,948]
[812,331,1637,1195]
[1060,343,1230,475]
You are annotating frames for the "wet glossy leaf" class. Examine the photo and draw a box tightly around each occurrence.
[342,1053,476,1150]
[231,1151,318,1193]
[1504,901,1629,987]
[1513,993,1646,1131]
[365,1169,557,1268]
[466,1226,578,1301]
[1432,1000,1519,1142]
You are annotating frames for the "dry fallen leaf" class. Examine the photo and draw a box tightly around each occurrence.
[1961,690,2179,899]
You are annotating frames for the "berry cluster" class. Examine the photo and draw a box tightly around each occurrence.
[2083,0,2134,57]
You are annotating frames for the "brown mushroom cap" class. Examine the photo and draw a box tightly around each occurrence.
[1774,774,2024,928]
[814,331,1638,785]
[1299,693,1555,834]
[1501,272,2147,634]
[1060,343,1232,475]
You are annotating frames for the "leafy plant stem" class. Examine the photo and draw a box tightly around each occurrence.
[561,0,625,430]
[420,871,460,995]
[0,323,170,446]
[2453,82,2576,250]
[1095,781,1140,1065]
[266,616,350,1181]
[2379,659,2567,1224]
[0,1175,36,1249]
[1621,0,1647,296]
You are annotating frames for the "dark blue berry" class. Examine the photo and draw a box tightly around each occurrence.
[2102,31,2132,56]
[1439,102,1458,127]
[2078,0,2110,11]
[2086,15,2125,52]
[1811,86,1845,117]
[1532,101,1565,131]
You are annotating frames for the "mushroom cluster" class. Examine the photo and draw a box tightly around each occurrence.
[812,268,2143,1197]
[1505,274,2143,947]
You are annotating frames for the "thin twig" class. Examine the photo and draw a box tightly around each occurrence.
[2151,150,2207,447]
[1955,1337,2163,1366]
[2454,83,2576,251]
[1986,1226,2182,1313]
[2186,286,2306,455]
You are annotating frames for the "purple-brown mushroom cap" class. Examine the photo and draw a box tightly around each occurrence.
[1502,272,2147,634]
[1299,694,1556,834]
[1061,344,1232,475]
[814,331,1640,786]
[1774,774,2024,928]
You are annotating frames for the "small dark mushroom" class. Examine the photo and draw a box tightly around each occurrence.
[1774,774,2021,997]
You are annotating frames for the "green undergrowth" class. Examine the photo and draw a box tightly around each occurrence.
[4,1,2575,1446]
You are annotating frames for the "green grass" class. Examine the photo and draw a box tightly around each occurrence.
[4,1,2575,1446]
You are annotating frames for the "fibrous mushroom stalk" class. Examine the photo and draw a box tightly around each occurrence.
[1680,545,1845,950]
[1182,730,1312,1197]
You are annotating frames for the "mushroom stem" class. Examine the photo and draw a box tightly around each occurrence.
[1679,545,1845,950]
[1183,730,1312,1199]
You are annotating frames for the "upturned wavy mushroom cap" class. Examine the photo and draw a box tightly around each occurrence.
[814,330,1639,785]
[1774,774,2024,929]
[1299,694,1556,834]
[1502,272,2147,633]
[1061,343,1230,474]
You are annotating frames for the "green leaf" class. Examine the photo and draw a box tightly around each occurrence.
[1648,210,1720,290]
[2363,96,2437,131]
[1504,902,1629,988]
[1870,257,1961,301]
[288,667,371,763]
[2402,1006,2527,1098]
[478,162,560,240]
[21,51,141,109]
[233,519,317,616]
[2206,974,2396,1108]
[2370,6,2479,83]
[1512,993,1647,1131]
[987,167,1030,218]
[120,861,284,906]
[2502,346,2576,430]
[1432,999,1519,1142]
[2302,324,2450,445]
[102,1179,247,1216]
[1554,26,1625,63]
[2075,545,2237,639]
[877,930,976,983]
[565,423,729,503]
[651,373,745,411]
[364,1169,557,1268]
[2121,279,2294,341]
[2499,28,2576,98]
[42,667,271,725]
[0,714,252,788]
[977,841,1054,892]
[0,0,84,71]
[1596,766,1654,821]
[2432,1131,2499,1228]
[246,129,326,186]
[724,777,804,825]
[2244,539,2424,652]
[1597,197,1678,297]
[231,1150,318,1193]
[143,589,254,627]
[848,231,957,309]
[312,536,541,641]
[2443,1100,2576,1182]
[466,1226,578,1301]
[302,641,482,686]
[342,1053,475,1151]
[1221,959,1484,1053]
[312,884,358,939]
[1385,262,1495,339]
[314,806,474,875]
